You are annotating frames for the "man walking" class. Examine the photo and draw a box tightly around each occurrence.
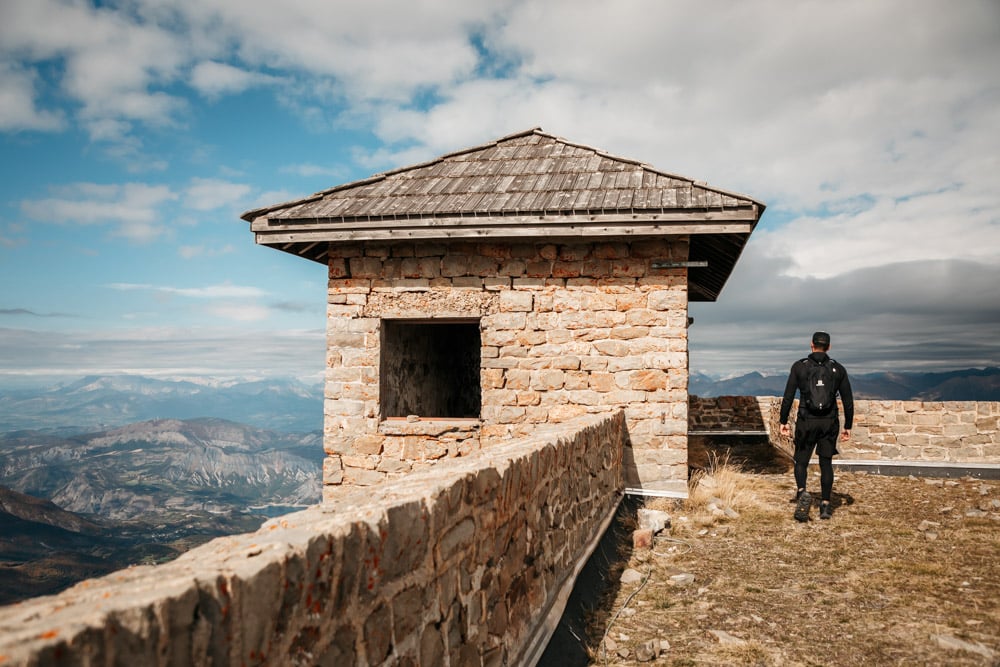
[779,331,854,521]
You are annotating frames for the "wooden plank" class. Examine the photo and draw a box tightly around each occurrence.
[254,222,755,244]
[249,208,758,233]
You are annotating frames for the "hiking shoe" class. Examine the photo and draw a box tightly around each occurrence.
[793,491,812,522]
[820,502,833,520]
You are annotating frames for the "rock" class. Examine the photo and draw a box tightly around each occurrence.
[657,639,670,654]
[924,478,943,486]
[635,641,656,662]
[931,633,997,660]
[924,532,938,541]
[620,568,644,584]
[603,637,617,652]
[945,480,960,487]
[917,520,940,532]
[669,573,696,587]
[939,506,954,514]
[632,528,654,550]
[708,629,747,646]
[637,508,671,533]
[966,509,987,518]
[993,499,1000,509]
[978,484,993,496]
[616,648,630,659]
[621,608,637,618]
[724,507,740,519]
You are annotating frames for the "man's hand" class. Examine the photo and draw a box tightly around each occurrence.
[841,429,851,442]
[780,423,790,437]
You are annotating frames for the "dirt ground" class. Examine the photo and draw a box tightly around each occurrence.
[587,463,1000,666]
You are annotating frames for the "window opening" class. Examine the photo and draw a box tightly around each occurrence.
[380,319,481,419]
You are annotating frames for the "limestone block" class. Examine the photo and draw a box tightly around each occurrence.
[627,370,669,391]
[451,276,484,289]
[589,372,616,392]
[610,326,649,340]
[378,457,413,473]
[343,465,385,486]
[485,312,527,330]
[354,435,385,456]
[592,339,630,356]
[329,257,349,278]
[607,356,644,373]
[469,255,500,276]
[323,456,345,484]
[325,399,367,417]
[498,406,527,423]
[942,423,978,437]
[557,244,589,261]
[581,259,611,277]
[647,290,684,310]
[611,258,647,277]
[484,276,510,291]
[580,357,609,371]
[350,256,383,278]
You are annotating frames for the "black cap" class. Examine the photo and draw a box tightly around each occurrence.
[812,331,831,347]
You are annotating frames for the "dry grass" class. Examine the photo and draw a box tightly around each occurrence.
[586,458,1000,666]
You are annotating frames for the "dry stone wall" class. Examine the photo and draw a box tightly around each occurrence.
[0,412,626,667]
[689,396,1000,464]
[324,240,691,498]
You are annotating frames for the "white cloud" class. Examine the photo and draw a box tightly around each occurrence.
[279,163,348,179]
[190,61,277,99]
[178,244,235,259]
[20,182,177,242]
[206,303,272,322]
[107,282,268,299]
[0,61,66,131]
[169,0,498,101]
[0,0,187,135]
[183,178,252,211]
[0,325,325,379]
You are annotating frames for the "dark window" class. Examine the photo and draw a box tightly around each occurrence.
[380,319,481,419]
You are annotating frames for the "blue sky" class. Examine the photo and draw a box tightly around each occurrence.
[1,0,999,386]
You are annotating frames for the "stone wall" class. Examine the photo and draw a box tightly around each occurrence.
[689,396,1000,463]
[0,412,626,667]
[324,240,690,497]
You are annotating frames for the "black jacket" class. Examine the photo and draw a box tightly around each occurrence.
[779,351,854,429]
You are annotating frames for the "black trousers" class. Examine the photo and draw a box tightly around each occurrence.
[793,416,839,501]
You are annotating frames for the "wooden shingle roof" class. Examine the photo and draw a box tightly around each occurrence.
[241,128,765,301]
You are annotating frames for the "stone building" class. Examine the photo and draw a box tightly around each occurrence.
[241,128,764,498]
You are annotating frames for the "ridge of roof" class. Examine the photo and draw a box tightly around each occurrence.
[240,127,764,222]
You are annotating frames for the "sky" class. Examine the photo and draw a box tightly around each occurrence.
[1,0,999,387]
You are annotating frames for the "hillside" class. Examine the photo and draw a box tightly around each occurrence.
[0,417,324,606]
[0,417,323,521]
[690,366,1000,400]
[0,486,170,605]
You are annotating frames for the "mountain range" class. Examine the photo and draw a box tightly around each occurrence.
[0,375,323,434]
[690,366,1000,400]
[0,417,323,605]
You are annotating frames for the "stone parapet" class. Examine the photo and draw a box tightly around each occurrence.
[690,396,1000,464]
[0,412,626,667]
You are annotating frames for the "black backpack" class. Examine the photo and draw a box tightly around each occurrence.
[804,358,837,416]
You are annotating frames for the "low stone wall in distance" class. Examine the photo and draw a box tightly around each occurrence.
[0,412,627,667]
[689,396,1000,464]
